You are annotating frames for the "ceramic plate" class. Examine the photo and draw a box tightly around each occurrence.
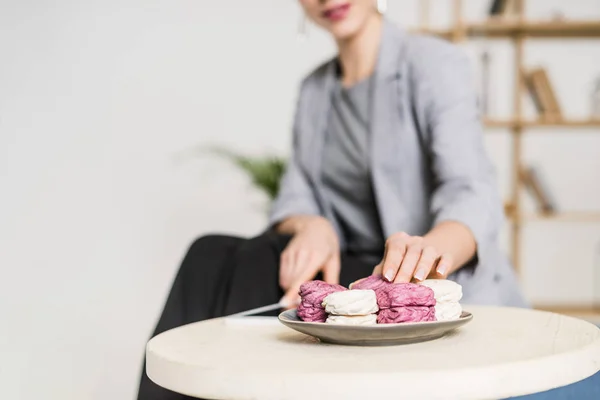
[278,309,472,346]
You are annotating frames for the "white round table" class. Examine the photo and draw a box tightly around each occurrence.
[146,306,600,400]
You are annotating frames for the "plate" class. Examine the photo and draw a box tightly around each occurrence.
[278,309,472,346]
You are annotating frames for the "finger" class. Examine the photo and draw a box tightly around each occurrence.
[283,255,323,305]
[295,252,324,286]
[435,253,453,278]
[279,250,293,289]
[349,277,365,289]
[289,249,310,283]
[322,252,341,284]
[413,246,438,282]
[282,282,302,308]
[382,234,408,282]
[394,241,423,283]
[280,245,302,289]
[282,290,300,310]
[372,263,383,276]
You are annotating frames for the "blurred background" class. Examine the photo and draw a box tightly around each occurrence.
[0,0,599,399]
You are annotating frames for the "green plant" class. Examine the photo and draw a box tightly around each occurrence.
[209,147,287,200]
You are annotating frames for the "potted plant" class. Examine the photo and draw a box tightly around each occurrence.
[208,147,287,201]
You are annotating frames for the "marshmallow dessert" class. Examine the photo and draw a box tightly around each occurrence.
[282,277,472,345]
[325,314,378,326]
[418,279,463,321]
[375,283,436,309]
[377,306,436,324]
[349,275,388,291]
[350,275,437,324]
[296,277,465,325]
[322,290,379,316]
[433,301,463,321]
[297,280,347,323]
[321,289,379,324]
[418,279,463,303]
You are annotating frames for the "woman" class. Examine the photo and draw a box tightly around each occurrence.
[138,0,528,398]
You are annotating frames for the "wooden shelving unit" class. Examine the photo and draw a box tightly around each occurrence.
[423,20,600,39]
[521,212,600,223]
[484,119,600,129]
[418,0,600,319]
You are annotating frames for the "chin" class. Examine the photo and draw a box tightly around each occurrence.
[327,18,365,41]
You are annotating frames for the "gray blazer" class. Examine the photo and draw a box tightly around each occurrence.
[269,19,528,307]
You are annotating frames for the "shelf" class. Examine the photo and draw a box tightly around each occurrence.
[418,20,600,39]
[417,28,453,39]
[525,212,600,222]
[469,20,600,38]
[484,119,600,129]
[508,211,600,223]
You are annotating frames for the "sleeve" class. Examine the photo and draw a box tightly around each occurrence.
[418,44,504,272]
[268,82,322,226]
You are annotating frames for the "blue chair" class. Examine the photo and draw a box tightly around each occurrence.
[509,371,600,399]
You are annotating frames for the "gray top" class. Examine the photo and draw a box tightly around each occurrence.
[321,77,385,260]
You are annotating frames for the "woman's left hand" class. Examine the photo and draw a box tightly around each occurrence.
[372,232,453,283]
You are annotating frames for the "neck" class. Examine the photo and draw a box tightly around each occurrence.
[336,14,383,87]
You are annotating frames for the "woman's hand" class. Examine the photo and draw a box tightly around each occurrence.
[372,232,452,283]
[279,216,340,304]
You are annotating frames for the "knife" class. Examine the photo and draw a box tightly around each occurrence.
[226,297,296,318]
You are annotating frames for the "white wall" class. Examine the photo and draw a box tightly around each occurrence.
[0,1,599,399]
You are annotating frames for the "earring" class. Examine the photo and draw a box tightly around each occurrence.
[297,14,309,42]
[377,0,387,14]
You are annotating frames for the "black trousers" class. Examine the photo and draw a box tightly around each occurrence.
[136,231,374,400]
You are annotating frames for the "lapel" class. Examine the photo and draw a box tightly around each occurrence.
[302,19,407,180]
[370,19,408,171]
[302,61,336,188]
[299,19,409,237]
[370,20,409,236]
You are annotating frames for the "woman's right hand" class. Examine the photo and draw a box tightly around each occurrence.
[279,216,340,305]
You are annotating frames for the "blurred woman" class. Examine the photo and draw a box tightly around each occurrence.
[138,1,527,398]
